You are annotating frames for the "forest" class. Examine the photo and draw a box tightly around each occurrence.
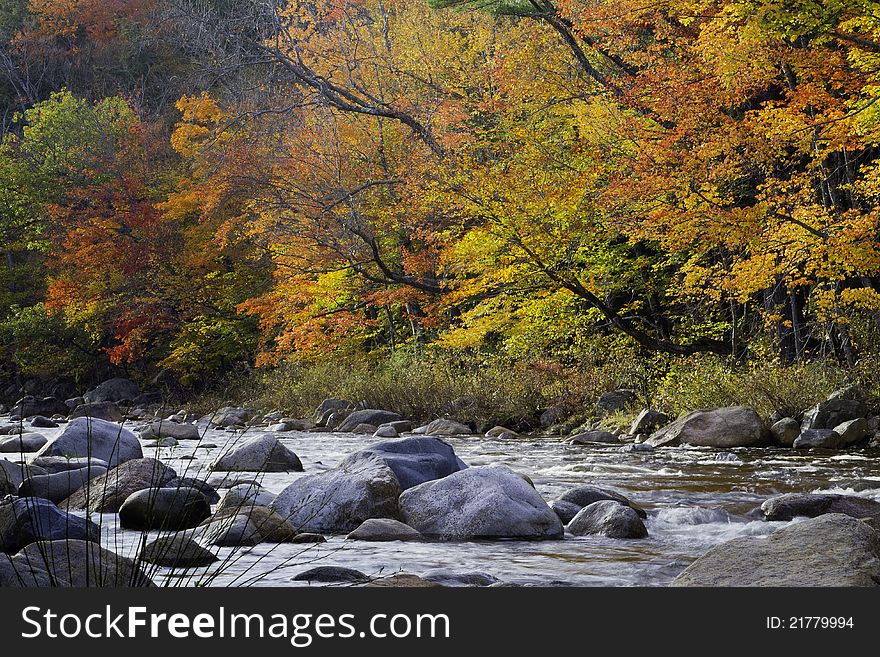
[3,0,880,424]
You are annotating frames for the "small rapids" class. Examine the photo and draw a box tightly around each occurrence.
[5,418,880,587]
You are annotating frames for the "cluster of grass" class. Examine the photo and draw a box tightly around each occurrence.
[651,356,852,420]
[183,344,873,430]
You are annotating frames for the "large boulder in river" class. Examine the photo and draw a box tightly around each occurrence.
[32,456,108,474]
[338,436,467,490]
[769,417,800,447]
[2,540,152,587]
[210,433,303,472]
[567,500,648,538]
[206,406,258,428]
[271,453,402,533]
[0,459,46,492]
[35,417,142,467]
[761,493,880,529]
[629,409,669,436]
[19,466,107,503]
[672,514,880,586]
[70,401,123,422]
[83,377,139,404]
[0,497,100,553]
[399,466,563,540]
[646,407,767,448]
[140,534,218,568]
[0,432,47,453]
[337,409,402,433]
[139,420,201,441]
[314,399,353,426]
[62,457,177,512]
[119,487,212,531]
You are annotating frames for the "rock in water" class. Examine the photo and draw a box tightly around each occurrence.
[0,497,100,553]
[140,535,218,568]
[0,459,46,492]
[197,506,298,546]
[35,417,142,467]
[9,396,69,419]
[399,466,563,540]
[647,407,767,448]
[62,458,177,512]
[761,493,880,529]
[424,418,473,436]
[216,483,275,512]
[139,421,201,441]
[292,566,368,584]
[271,453,401,533]
[567,500,648,538]
[338,436,467,490]
[567,430,619,445]
[555,484,647,519]
[2,540,153,587]
[337,409,402,433]
[793,429,841,449]
[210,433,303,472]
[70,401,123,422]
[769,418,800,447]
[18,466,108,503]
[346,518,423,542]
[549,500,583,524]
[119,487,212,531]
[672,514,880,586]
[29,416,58,428]
[0,432,47,453]
[83,377,140,404]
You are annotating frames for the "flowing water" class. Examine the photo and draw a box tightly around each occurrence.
[6,418,880,587]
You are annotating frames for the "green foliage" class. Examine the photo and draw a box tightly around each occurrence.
[0,304,98,380]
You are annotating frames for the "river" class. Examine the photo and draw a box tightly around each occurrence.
[6,418,880,586]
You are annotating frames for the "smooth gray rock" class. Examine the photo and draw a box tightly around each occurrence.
[140,534,218,568]
[84,378,139,404]
[0,459,46,492]
[292,566,368,583]
[373,425,398,438]
[567,500,648,538]
[556,485,647,519]
[32,456,109,474]
[672,514,880,586]
[399,466,563,540]
[163,477,219,504]
[485,426,519,439]
[421,568,499,587]
[770,417,800,447]
[0,497,100,553]
[210,433,303,472]
[314,399,353,426]
[424,418,473,436]
[206,406,258,428]
[139,421,201,441]
[62,457,177,512]
[793,428,841,449]
[271,453,401,533]
[216,483,275,512]
[29,416,58,428]
[550,499,582,524]
[338,436,467,490]
[2,540,152,587]
[629,409,669,435]
[35,417,142,467]
[0,432,47,453]
[761,493,880,529]
[833,418,869,447]
[647,407,767,448]
[346,518,423,542]
[268,419,316,432]
[70,401,123,422]
[119,487,211,531]
[337,410,402,433]
[19,466,108,503]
